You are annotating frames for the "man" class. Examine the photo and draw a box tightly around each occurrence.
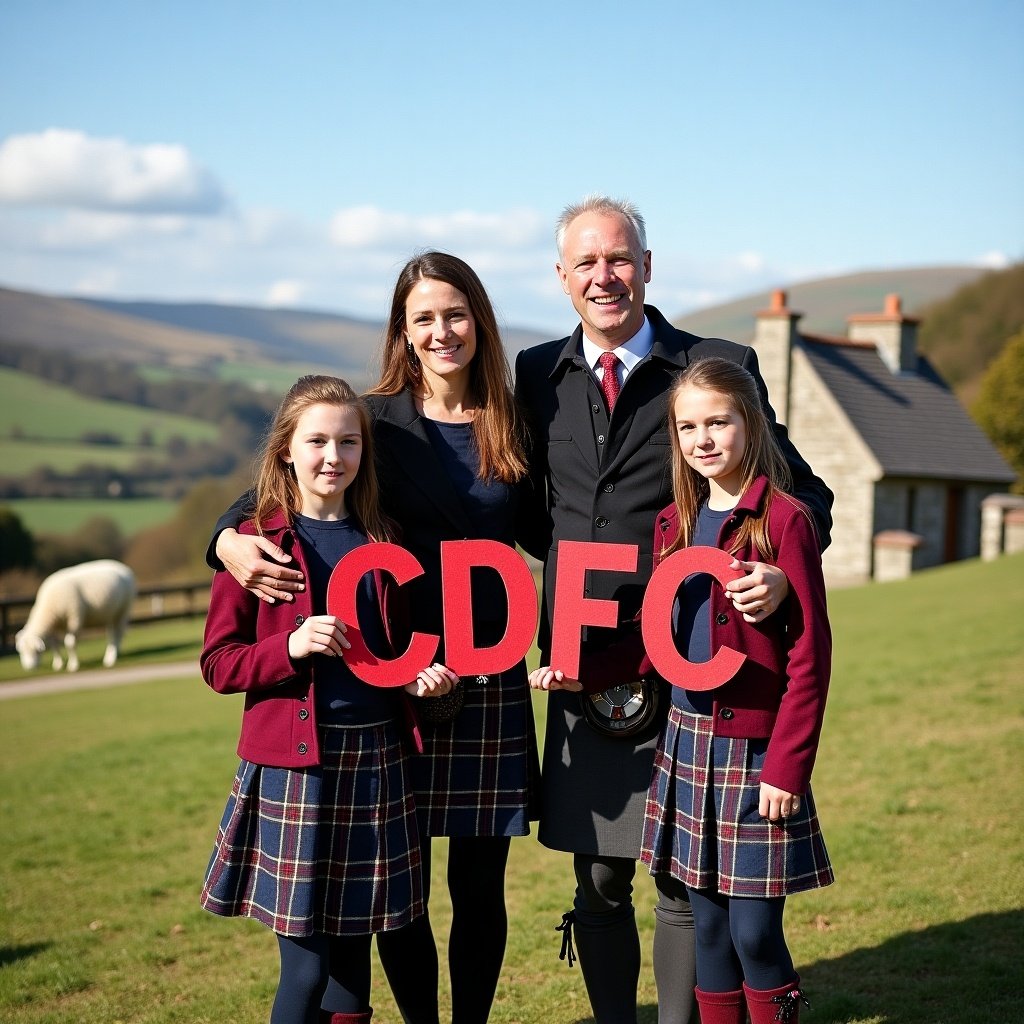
[514,195,832,1024]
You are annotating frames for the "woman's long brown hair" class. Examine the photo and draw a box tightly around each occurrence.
[368,251,528,483]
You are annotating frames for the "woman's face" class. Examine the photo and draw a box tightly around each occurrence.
[404,278,477,386]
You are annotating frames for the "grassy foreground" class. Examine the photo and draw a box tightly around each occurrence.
[1,554,1022,1023]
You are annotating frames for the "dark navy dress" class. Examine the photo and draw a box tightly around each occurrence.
[412,417,537,838]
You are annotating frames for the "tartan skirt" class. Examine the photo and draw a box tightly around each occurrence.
[200,720,424,936]
[410,660,539,838]
[640,706,834,897]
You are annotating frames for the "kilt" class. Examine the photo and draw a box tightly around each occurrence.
[200,720,424,935]
[410,660,539,838]
[640,706,834,897]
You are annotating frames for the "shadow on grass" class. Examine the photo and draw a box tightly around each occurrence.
[802,909,1023,1023]
[0,943,51,968]
[569,911,1023,1024]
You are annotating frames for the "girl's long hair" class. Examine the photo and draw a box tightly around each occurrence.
[664,357,794,560]
[367,250,528,483]
[252,375,394,541]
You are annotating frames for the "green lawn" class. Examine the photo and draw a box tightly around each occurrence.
[1,554,1022,1023]
[3,497,179,538]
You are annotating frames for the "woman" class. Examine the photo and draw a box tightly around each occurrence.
[211,252,539,1024]
[366,252,539,1024]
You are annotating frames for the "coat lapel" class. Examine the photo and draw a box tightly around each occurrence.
[550,329,601,475]
[373,390,474,535]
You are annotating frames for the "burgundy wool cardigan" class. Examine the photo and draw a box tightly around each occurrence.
[580,476,832,796]
[201,510,419,769]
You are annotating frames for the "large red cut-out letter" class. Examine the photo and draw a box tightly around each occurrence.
[327,543,439,687]
[440,540,538,675]
[641,546,746,691]
[549,540,638,679]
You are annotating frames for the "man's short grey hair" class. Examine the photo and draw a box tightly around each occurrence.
[555,194,648,261]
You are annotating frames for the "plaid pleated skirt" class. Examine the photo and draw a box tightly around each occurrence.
[640,705,834,897]
[410,661,539,838]
[200,720,424,936]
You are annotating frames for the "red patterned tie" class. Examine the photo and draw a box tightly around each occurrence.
[598,351,621,412]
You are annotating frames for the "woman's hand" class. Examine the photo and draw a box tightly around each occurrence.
[528,666,583,692]
[725,559,789,623]
[405,663,460,698]
[288,615,349,660]
[216,528,306,604]
[759,782,802,823]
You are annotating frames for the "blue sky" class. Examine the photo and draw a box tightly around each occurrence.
[1,0,1021,334]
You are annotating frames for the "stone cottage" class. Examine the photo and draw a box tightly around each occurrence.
[748,290,1017,585]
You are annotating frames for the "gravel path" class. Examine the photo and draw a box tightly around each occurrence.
[0,660,199,701]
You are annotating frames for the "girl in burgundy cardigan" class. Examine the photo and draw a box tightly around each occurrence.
[531,358,833,1024]
[200,375,456,1024]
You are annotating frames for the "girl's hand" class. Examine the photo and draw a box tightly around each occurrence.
[759,782,802,823]
[405,663,460,698]
[529,667,583,692]
[726,559,789,623]
[288,615,349,660]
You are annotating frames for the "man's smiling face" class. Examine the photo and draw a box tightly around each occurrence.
[556,210,652,349]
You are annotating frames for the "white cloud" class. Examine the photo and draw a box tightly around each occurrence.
[329,204,546,249]
[975,250,1011,269]
[266,279,307,306]
[0,129,227,214]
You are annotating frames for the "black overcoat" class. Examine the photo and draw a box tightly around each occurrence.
[514,304,833,858]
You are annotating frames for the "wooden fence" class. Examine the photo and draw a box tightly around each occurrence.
[0,580,211,653]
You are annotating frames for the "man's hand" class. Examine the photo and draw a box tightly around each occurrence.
[216,528,305,604]
[725,559,789,623]
[528,666,583,692]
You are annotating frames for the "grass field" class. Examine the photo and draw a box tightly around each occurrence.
[1,554,1022,1023]
[2,497,180,539]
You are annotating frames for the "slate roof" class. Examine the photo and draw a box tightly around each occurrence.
[800,333,1016,484]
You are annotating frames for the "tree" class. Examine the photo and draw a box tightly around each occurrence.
[973,328,1024,494]
[0,506,35,572]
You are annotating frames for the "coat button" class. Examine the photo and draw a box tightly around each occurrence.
[297,742,308,754]
[719,708,734,721]
[716,612,729,625]
[294,614,305,626]
[603,482,615,492]
[592,404,601,414]
[597,434,605,444]
[595,516,609,528]
[298,709,309,720]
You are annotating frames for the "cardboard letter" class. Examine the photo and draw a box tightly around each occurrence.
[440,540,539,675]
[327,542,438,687]
[641,545,746,691]
[549,540,638,678]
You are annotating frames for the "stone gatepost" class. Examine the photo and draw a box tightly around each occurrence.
[873,529,925,582]
[980,494,1024,560]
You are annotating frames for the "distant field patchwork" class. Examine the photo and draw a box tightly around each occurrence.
[3,497,179,536]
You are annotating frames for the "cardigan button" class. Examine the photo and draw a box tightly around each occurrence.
[719,708,735,721]
[716,612,729,625]
[294,614,305,626]
[297,742,308,754]
[298,709,309,720]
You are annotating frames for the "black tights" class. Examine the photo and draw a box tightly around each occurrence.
[571,856,696,1024]
[376,834,512,1024]
[274,932,371,1024]
[686,886,794,992]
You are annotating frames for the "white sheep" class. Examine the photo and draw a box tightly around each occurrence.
[15,560,136,673]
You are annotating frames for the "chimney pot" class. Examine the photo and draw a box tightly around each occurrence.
[771,289,787,311]
[884,293,902,317]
